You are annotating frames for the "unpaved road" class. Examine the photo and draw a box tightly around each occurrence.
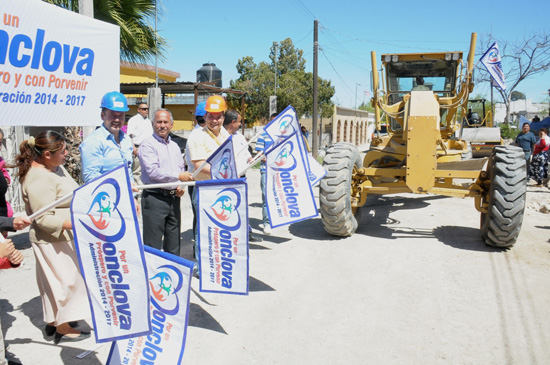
[1,168,549,364]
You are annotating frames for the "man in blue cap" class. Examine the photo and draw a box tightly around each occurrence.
[80,91,134,183]
[184,101,207,240]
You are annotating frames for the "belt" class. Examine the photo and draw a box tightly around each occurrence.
[144,188,178,197]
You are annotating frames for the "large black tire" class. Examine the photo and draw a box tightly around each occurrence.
[320,143,362,236]
[480,145,526,248]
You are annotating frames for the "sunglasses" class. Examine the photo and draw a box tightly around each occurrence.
[139,107,149,111]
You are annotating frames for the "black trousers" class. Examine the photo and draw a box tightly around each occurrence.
[141,190,181,256]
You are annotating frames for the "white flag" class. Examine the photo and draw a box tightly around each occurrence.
[265,132,319,227]
[71,164,151,343]
[196,178,249,295]
[107,246,194,365]
[479,42,506,91]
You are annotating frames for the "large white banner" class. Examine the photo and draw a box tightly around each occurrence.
[265,132,319,227]
[107,246,194,365]
[196,179,249,295]
[0,0,120,126]
[71,165,151,343]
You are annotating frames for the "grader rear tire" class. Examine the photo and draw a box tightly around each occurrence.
[480,145,526,248]
[320,143,362,237]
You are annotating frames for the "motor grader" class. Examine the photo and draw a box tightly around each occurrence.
[319,33,526,248]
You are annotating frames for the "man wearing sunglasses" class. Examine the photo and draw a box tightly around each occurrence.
[127,102,153,184]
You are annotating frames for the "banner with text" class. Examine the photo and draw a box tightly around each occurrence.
[107,246,194,365]
[71,165,150,343]
[196,179,249,295]
[1,0,120,126]
[265,132,318,227]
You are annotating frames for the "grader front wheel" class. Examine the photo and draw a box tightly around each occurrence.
[480,146,526,248]
[319,143,362,237]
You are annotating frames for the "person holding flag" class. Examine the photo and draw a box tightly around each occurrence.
[16,131,90,344]
[255,113,277,235]
[186,95,230,258]
[80,91,134,183]
[187,95,230,180]
[185,101,207,241]
[138,109,193,256]
[223,110,263,242]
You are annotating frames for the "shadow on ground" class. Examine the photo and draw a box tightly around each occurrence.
[433,226,505,252]
[188,302,226,335]
[289,195,500,252]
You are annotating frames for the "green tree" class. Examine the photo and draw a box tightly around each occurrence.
[228,38,335,123]
[43,0,167,63]
[511,91,526,101]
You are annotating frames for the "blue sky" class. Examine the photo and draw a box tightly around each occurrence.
[156,0,550,109]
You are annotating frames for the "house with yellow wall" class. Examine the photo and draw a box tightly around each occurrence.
[120,61,195,131]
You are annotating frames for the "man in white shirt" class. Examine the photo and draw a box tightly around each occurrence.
[223,109,252,175]
[223,109,262,242]
[127,102,153,184]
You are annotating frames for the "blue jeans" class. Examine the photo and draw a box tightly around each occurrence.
[192,187,199,262]
[260,169,270,225]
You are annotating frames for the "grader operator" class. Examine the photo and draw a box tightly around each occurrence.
[319,33,526,248]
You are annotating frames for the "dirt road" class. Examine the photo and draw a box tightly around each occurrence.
[1,168,549,364]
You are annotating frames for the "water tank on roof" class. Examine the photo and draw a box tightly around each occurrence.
[197,63,222,88]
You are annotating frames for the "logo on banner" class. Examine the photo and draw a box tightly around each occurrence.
[212,148,233,179]
[273,140,298,171]
[205,188,242,231]
[79,177,134,331]
[81,178,126,241]
[87,192,113,230]
[487,48,499,63]
[276,114,297,138]
[149,265,184,315]
[203,187,244,289]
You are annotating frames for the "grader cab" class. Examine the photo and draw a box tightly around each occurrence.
[319,33,526,248]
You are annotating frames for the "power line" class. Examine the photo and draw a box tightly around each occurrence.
[291,0,316,21]
[319,48,355,96]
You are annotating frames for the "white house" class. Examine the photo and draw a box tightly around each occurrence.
[494,99,549,124]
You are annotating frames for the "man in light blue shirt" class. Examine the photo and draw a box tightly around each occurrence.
[80,91,134,183]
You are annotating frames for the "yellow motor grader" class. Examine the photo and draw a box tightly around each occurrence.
[320,33,526,248]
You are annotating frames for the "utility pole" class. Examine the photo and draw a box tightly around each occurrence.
[312,19,319,158]
[274,44,278,93]
[79,0,94,140]
[155,1,158,88]
[355,83,365,110]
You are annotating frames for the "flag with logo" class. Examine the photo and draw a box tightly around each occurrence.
[196,178,249,295]
[106,246,194,365]
[306,153,327,187]
[71,164,151,343]
[263,105,326,186]
[265,131,319,228]
[479,41,506,91]
[263,105,300,146]
[206,135,238,180]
